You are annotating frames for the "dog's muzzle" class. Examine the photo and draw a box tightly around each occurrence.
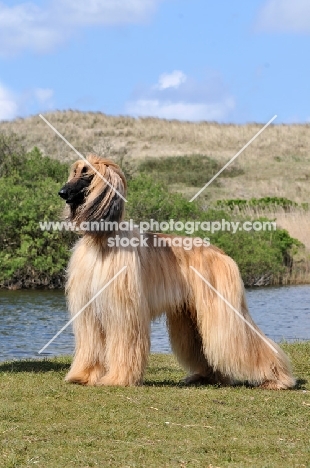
[58,183,85,204]
[58,187,69,200]
[58,175,92,204]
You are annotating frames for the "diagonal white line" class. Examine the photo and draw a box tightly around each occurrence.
[39,114,127,203]
[189,115,277,202]
[190,266,278,353]
[38,266,127,354]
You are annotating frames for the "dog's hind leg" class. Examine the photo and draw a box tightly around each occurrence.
[65,311,106,386]
[167,308,231,386]
[191,255,295,389]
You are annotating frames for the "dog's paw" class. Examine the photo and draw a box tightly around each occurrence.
[65,365,103,386]
[96,373,142,387]
[180,372,232,386]
[65,372,89,385]
[180,373,208,385]
[258,379,295,390]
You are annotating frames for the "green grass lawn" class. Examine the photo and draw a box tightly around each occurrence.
[1,343,309,468]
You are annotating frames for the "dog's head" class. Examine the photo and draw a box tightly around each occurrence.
[59,154,127,226]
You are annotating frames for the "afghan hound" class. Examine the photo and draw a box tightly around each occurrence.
[58,154,295,389]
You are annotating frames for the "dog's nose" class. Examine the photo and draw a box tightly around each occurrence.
[58,187,69,200]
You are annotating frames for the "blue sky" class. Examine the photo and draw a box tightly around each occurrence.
[0,0,310,123]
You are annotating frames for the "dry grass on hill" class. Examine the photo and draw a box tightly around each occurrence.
[1,111,310,203]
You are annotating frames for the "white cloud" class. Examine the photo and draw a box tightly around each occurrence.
[255,0,310,33]
[0,2,65,55]
[33,88,54,105]
[0,83,18,120]
[156,70,187,90]
[0,83,55,121]
[127,98,235,121]
[0,0,163,56]
[59,0,161,26]
[126,71,235,122]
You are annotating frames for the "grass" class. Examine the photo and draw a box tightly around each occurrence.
[1,343,309,467]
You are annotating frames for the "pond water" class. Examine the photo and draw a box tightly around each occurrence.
[0,285,309,362]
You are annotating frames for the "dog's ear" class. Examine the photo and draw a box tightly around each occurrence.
[104,191,125,223]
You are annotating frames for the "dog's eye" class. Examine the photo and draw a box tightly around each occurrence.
[81,167,88,174]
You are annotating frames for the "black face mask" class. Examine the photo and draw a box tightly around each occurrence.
[58,174,93,205]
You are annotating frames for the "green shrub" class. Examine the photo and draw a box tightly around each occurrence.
[0,140,72,286]
[0,142,68,185]
[0,175,74,285]
[216,197,298,212]
[20,147,69,184]
[138,155,244,187]
[126,174,201,222]
[0,132,25,177]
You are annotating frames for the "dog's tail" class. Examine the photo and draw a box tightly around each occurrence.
[191,249,295,389]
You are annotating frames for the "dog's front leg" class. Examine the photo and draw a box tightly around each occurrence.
[65,311,106,386]
[96,314,150,386]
